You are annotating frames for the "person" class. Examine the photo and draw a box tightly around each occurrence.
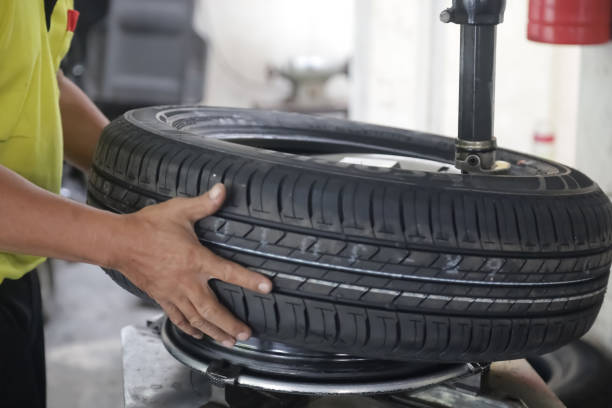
[0,2,272,407]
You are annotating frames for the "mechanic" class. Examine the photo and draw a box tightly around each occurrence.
[0,2,273,407]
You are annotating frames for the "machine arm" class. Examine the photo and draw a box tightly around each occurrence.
[441,0,508,173]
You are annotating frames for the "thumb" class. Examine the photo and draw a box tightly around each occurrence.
[182,183,226,222]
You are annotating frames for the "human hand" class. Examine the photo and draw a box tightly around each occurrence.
[111,183,272,347]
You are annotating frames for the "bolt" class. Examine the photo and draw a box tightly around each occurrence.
[467,155,479,167]
[440,9,453,23]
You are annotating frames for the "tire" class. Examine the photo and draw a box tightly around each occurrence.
[87,106,612,362]
[528,340,612,408]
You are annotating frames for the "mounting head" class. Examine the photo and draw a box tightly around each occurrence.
[440,0,506,26]
[455,139,510,173]
[440,0,508,173]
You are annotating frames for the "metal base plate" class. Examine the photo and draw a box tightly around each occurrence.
[160,318,480,396]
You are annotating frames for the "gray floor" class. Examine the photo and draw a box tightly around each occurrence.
[44,260,159,408]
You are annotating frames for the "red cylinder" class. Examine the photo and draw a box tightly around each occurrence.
[528,0,612,45]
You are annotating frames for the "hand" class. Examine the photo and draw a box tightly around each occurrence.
[112,183,272,347]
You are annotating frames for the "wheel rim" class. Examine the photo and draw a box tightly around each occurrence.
[161,318,479,395]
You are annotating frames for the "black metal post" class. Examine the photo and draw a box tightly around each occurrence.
[441,0,507,172]
[459,24,496,143]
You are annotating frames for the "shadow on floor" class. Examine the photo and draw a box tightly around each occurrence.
[44,260,159,408]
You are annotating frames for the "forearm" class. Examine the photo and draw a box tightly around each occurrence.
[0,165,122,267]
[58,71,109,173]
[0,164,272,344]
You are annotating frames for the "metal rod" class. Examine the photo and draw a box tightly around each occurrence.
[458,24,496,143]
[441,0,507,172]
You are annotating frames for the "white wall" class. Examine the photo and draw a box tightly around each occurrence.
[194,0,354,108]
[351,0,583,161]
[193,0,585,162]
[351,0,450,130]
[575,43,612,193]
[192,0,610,175]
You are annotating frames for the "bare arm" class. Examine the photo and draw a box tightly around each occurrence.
[0,165,272,346]
[58,70,109,172]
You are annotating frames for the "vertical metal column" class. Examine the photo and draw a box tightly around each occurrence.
[459,25,496,144]
[440,0,507,173]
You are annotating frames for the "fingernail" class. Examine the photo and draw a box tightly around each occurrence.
[258,282,272,293]
[194,333,204,340]
[237,332,249,341]
[222,340,235,348]
[209,184,223,200]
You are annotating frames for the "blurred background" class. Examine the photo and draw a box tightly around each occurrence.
[44,0,612,406]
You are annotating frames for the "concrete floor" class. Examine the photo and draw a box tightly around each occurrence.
[44,260,159,408]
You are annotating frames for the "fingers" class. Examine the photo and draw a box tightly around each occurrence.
[159,300,203,339]
[190,284,252,342]
[179,183,226,222]
[160,298,238,347]
[206,254,273,294]
[174,297,236,347]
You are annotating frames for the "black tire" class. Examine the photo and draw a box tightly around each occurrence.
[528,340,612,408]
[87,106,612,362]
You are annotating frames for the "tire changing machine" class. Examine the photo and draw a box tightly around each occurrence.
[120,1,565,407]
[120,317,564,408]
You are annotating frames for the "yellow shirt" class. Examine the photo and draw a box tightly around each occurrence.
[0,0,76,283]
